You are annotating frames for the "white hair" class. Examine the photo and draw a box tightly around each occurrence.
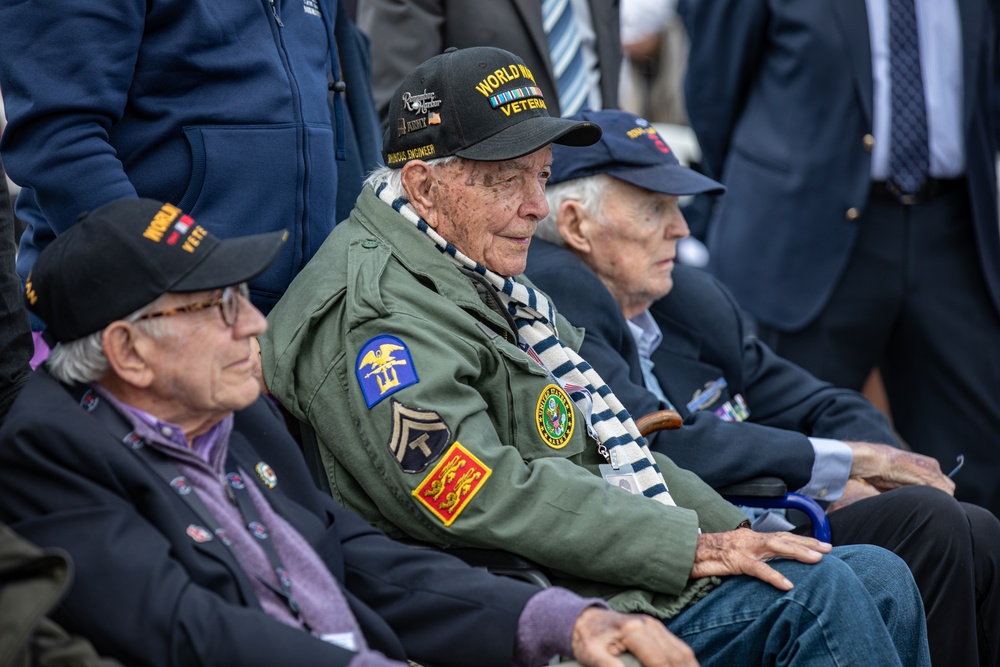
[364,155,462,201]
[535,173,614,246]
[46,301,167,385]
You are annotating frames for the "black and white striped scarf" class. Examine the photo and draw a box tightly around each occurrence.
[376,185,676,506]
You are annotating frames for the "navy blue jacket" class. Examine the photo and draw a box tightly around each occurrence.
[0,370,537,667]
[0,0,382,313]
[684,0,1000,329]
[525,240,897,491]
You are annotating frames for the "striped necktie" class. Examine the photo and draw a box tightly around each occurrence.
[888,0,928,194]
[542,0,590,116]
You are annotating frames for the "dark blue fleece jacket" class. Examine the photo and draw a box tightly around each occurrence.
[0,0,381,313]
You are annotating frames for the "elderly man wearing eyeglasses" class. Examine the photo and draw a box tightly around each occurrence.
[0,197,697,667]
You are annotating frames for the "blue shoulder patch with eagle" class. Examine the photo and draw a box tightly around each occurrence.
[356,335,420,408]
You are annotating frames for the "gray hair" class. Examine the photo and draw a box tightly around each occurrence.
[536,173,613,246]
[47,300,167,385]
[364,155,462,201]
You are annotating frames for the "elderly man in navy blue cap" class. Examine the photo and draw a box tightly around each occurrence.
[526,108,1000,667]
[264,46,933,667]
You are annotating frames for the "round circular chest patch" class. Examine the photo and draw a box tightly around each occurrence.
[255,462,277,489]
[535,384,575,449]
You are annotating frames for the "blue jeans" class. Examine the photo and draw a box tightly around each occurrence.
[664,545,930,666]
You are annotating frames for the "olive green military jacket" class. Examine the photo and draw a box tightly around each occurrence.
[262,187,747,619]
[0,523,121,667]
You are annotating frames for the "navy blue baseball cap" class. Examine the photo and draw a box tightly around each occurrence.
[549,109,725,196]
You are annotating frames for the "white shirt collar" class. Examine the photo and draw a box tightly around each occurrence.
[626,309,663,360]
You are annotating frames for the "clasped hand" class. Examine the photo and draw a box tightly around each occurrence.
[846,441,954,495]
[570,607,698,667]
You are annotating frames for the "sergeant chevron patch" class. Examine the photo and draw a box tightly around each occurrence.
[386,400,451,473]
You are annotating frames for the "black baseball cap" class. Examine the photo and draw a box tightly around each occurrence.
[549,109,725,196]
[382,46,601,167]
[26,198,287,344]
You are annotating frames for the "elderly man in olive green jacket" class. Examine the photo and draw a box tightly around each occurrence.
[261,47,930,667]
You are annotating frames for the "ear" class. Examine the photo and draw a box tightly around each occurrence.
[400,160,437,224]
[101,322,155,389]
[556,199,595,255]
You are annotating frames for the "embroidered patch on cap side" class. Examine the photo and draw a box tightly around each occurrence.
[386,400,451,473]
[356,335,419,408]
[413,442,491,526]
[535,384,575,449]
[402,89,442,115]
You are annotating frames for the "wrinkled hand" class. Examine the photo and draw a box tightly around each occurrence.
[690,529,831,591]
[570,607,698,667]
[251,336,269,395]
[846,441,954,495]
[826,477,881,513]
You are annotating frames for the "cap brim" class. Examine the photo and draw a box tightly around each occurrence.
[171,230,288,292]
[608,162,726,196]
[456,117,602,162]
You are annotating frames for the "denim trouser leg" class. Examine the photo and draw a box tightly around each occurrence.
[664,545,931,666]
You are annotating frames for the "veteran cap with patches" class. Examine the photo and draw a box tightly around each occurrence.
[382,46,601,167]
[26,198,287,344]
[549,109,725,196]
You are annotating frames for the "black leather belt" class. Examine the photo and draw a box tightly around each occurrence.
[870,177,965,205]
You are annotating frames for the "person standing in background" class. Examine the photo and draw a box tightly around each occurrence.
[618,0,689,126]
[356,0,621,119]
[684,0,1000,517]
[0,0,382,318]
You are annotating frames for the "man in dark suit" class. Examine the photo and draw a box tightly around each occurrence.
[526,109,1000,667]
[683,0,1000,516]
[0,197,697,667]
[356,0,621,118]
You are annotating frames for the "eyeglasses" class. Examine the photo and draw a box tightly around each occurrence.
[138,283,249,327]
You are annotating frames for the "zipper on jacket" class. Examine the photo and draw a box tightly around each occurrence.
[270,0,284,26]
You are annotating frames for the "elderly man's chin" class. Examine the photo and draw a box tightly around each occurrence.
[238,373,269,409]
[238,377,267,409]
[202,384,265,422]
[487,237,533,277]
[650,269,676,301]
[221,359,270,412]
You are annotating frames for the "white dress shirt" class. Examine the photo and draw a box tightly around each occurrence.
[865,0,965,180]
